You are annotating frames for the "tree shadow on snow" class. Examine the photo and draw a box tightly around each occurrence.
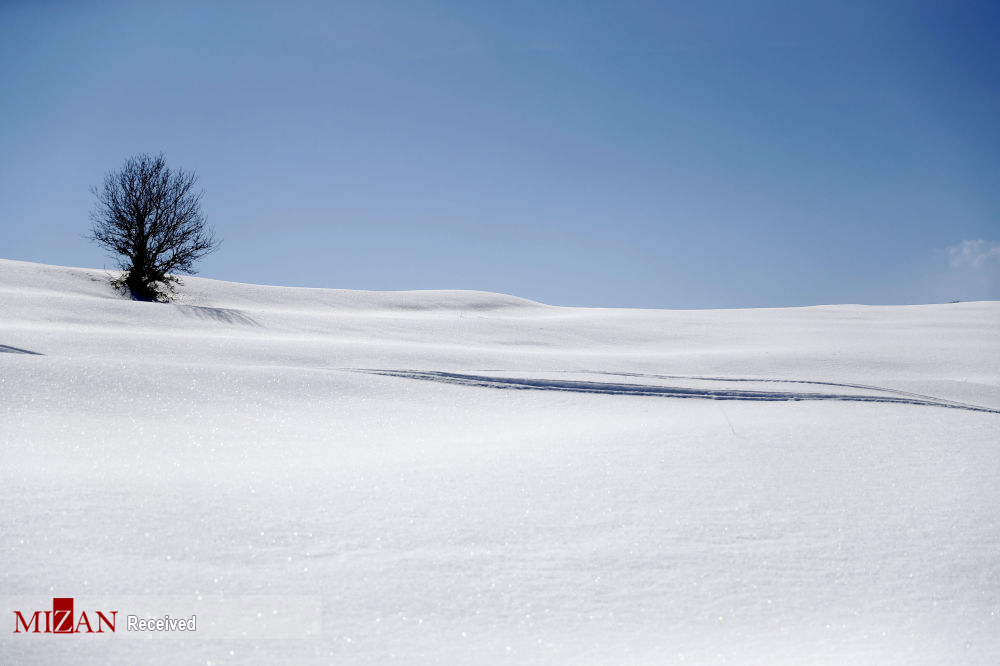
[176,305,261,327]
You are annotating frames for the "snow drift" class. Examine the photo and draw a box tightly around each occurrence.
[2,258,999,664]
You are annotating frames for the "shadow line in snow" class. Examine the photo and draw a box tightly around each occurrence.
[176,305,261,327]
[357,370,1000,414]
[569,371,963,404]
[0,344,42,355]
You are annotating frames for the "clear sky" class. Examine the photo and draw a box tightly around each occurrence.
[1,1,998,308]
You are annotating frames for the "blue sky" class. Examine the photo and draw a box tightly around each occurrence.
[1,1,997,308]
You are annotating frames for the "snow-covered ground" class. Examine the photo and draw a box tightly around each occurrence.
[2,258,999,664]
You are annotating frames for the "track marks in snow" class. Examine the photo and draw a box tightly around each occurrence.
[0,344,42,355]
[357,369,1000,414]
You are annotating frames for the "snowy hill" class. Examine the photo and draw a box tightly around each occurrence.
[2,258,999,664]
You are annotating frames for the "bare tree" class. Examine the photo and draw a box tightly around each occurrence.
[89,153,220,301]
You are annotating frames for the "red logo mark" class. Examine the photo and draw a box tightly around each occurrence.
[12,598,117,634]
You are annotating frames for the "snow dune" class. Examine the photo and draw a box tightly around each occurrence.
[2,258,999,664]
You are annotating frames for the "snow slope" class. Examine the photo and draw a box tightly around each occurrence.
[2,258,999,664]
